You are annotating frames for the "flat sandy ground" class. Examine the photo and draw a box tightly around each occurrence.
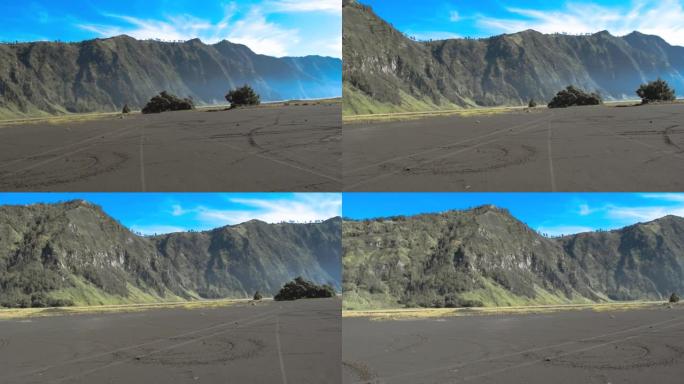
[343,103,684,191]
[0,298,341,384]
[343,305,684,383]
[0,104,341,191]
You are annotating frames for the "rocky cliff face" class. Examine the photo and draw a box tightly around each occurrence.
[343,206,684,308]
[343,0,684,114]
[0,200,341,306]
[0,35,341,118]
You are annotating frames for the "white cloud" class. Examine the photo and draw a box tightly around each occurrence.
[536,225,595,237]
[478,0,684,46]
[449,11,461,22]
[405,30,461,41]
[130,225,186,236]
[606,206,684,222]
[173,193,341,227]
[267,0,340,13]
[171,204,188,216]
[578,203,595,216]
[641,193,684,203]
[76,2,341,57]
[221,7,300,57]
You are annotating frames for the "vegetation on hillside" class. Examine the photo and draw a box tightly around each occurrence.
[343,207,684,310]
[0,201,341,307]
[342,1,684,115]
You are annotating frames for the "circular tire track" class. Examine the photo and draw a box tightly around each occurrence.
[133,337,266,366]
[0,152,129,189]
[388,144,537,176]
[542,341,684,370]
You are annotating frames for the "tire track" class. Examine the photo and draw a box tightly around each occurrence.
[345,115,551,190]
[6,308,278,382]
[352,314,684,384]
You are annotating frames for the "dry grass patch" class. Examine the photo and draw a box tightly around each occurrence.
[342,301,666,321]
[0,298,263,320]
[343,106,534,124]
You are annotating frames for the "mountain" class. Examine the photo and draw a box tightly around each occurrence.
[0,200,341,307]
[343,0,684,115]
[0,35,342,118]
[342,206,684,309]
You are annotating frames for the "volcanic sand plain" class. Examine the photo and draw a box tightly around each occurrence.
[343,103,684,191]
[0,298,341,384]
[0,103,341,191]
[342,303,684,384]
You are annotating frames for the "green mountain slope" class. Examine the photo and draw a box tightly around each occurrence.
[0,35,342,118]
[0,200,341,307]
[343,0,684,115]
[343,206,684,309]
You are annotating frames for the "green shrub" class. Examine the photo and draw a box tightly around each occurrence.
[274,277,335,301]
[637,78,676,104]
[225,85,261,107]
[444,294,484,308]
[142,91,194,114]
[548,86,602,108]
[670,292,680,303]
[253,291,263,301]
[122,104,131,114]
[528,99,537,108]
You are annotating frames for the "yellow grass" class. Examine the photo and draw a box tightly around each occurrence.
[0,97,342,126]
[342,301,668,321]
[343,105,535,124]
[0,111,126,127]
[0,298,265,320]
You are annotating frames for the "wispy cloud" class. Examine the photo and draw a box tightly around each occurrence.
[575,193,684,226]
[129,225,187,236]
[578,203,594,216]
[266,0,340,13]
[172,193,341,227]
[77,2,340,57]
[404,30,461,41]
[606,206,684,222]
[449,10,461,22]
[478,0,684,46]
[536,225,594,237]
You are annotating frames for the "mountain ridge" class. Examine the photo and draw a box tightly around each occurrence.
[0,35,342,118]
[343,206,684,309]
[343,1,684,114]
[0,200,341,307]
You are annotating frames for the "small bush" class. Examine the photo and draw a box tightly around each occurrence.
[253,291,263,301]
[528,99,537,108]
[274,277,336,301]
[670,292,680,303]
[548,86,602,108]
[444,294,484,308]
[225,85,261,108]
[637,78,676,104]
[122,104,131,114]
[142,91,194,114]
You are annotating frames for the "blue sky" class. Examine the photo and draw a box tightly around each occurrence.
[0,193,342,235]
[0,0,341,57]
[361,0,684,46]
[343,193,684,237]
